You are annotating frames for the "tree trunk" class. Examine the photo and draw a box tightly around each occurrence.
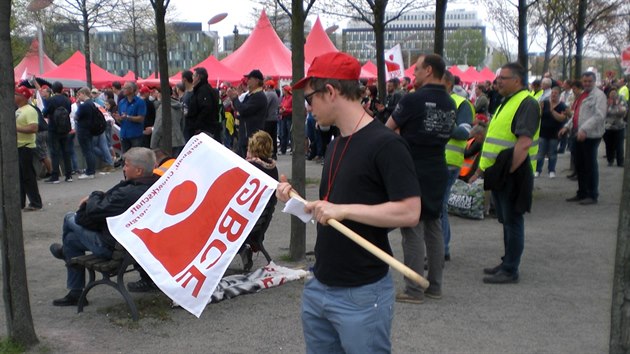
[82,7,93,88]
[574,0,587,78]
[153,0,172,153]
[518,0,528,82]
[0,0,39,347]
[434,0,447,56]
[289,0,306,261]
[542,29,552,74]
[373,3,386,105]
[609,130,630,353]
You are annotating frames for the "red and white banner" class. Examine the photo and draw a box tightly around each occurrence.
[384,44,405,80]
[107,133,277,317]
[622,43,630,75]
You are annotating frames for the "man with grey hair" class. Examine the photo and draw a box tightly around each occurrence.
[538,78,552,102]
[49,147,158,306]
[560,71,607,205]
[113,81,147,152]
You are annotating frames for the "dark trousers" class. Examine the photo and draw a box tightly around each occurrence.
[574,137,601,200]
[121,136,143,154]
[264,120,278,159]
[18,146,42,209]
[49,132,72,179]
[77,131,96,175]
[603,128,625,166]
[278,117,292,154]
[492,175,524,275]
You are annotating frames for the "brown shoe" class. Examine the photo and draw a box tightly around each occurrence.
[100,165,116,173]
[395,292,424,304]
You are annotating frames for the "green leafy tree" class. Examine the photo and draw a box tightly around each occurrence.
[445,28,485,67]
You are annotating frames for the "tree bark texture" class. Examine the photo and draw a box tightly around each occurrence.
[434,0,447,56]
[0,0,39,347]
[518,0,529,82]
[609,127,630,353]
[574,0,587,79]
[152,0,172,153]
[82,2,93,88]
[289,0,306,261]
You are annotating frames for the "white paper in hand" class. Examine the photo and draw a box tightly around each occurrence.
[282,197,313,223]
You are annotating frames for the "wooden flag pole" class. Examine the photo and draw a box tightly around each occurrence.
[289,192,429,289]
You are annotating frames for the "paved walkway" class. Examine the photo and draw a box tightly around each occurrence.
[1,148,623,353]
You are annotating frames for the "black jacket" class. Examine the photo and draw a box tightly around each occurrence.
[483,147,533,214]
[43,94,72,133]
[186,80,220,134]
[75,175,159,247]
[233,90,268,142]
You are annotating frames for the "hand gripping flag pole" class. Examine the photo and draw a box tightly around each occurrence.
[287,191,429,289]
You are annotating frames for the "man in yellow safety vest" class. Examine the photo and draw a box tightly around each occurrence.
[470,62,541,284]
[441,71,474,261]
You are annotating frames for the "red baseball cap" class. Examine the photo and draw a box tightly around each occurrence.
[293,52,361,90]
[265,80,276,88]
[15,85,32,99]
[139,85,151,94]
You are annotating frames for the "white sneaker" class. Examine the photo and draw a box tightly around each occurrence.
[78,174,95,180]
[534,171,540,178]
[549,172,556,178]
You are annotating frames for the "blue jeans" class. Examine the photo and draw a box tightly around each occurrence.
[278,117,292,153]
[62,212,112,290]
[441,166,460,256]
[574,138,601,200]
[67,134,79,171]
[48,131,73,179]
[492,176,525,275]
[93,132,113,165]
[302,273,394,354]
[77,130,96,175]
[536,137,559,173]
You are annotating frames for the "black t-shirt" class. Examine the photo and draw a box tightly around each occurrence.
[539,100,566,139]
[315,119,420,287]
[391,83,456,219]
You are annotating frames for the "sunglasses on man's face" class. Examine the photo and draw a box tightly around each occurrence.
[305,89,323,106]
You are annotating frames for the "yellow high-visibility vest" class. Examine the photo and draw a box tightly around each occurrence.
[445,94,475,167]
[480,90,540,171]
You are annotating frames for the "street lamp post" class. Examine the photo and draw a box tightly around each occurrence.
[208,13,228,57]
[27,0,53,74]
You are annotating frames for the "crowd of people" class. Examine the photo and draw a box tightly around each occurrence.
[13,50,629,353]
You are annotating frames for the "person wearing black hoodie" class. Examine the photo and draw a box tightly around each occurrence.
[185,67,221,143]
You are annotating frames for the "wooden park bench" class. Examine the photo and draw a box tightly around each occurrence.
[68,243,140,321]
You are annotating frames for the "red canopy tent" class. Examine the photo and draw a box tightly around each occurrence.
[448,65,465,77]
[361,61,378,79]
[41,51,124,88]
[191,55,242,84]
[121,70,136,82]
[460,67,485,84]
[304,17,338,64]
[221,11,301,78]
[14,39,57,79]
[479,67,496,82]
[137,73,177,87]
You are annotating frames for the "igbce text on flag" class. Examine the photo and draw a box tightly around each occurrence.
[107,133,277,317]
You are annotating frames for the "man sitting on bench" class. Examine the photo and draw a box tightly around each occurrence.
[50,147,158,306]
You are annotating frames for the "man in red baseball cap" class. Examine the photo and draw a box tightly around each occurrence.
[276,52,421,353]
[15,86,43,211]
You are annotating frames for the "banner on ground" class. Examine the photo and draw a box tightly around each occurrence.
[384,44,405,80]
[107,134,277,317]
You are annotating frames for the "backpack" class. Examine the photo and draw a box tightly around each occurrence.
[88,103,107,136]
[53,106,71,135]
[30,104,48,132]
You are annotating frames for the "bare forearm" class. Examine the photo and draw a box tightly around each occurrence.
[338,197,421,228]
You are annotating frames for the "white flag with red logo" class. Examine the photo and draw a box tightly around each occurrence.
[107,134,277,317]
[384,44,405,80]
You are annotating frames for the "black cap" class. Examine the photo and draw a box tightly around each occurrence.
[245,69,264,81]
